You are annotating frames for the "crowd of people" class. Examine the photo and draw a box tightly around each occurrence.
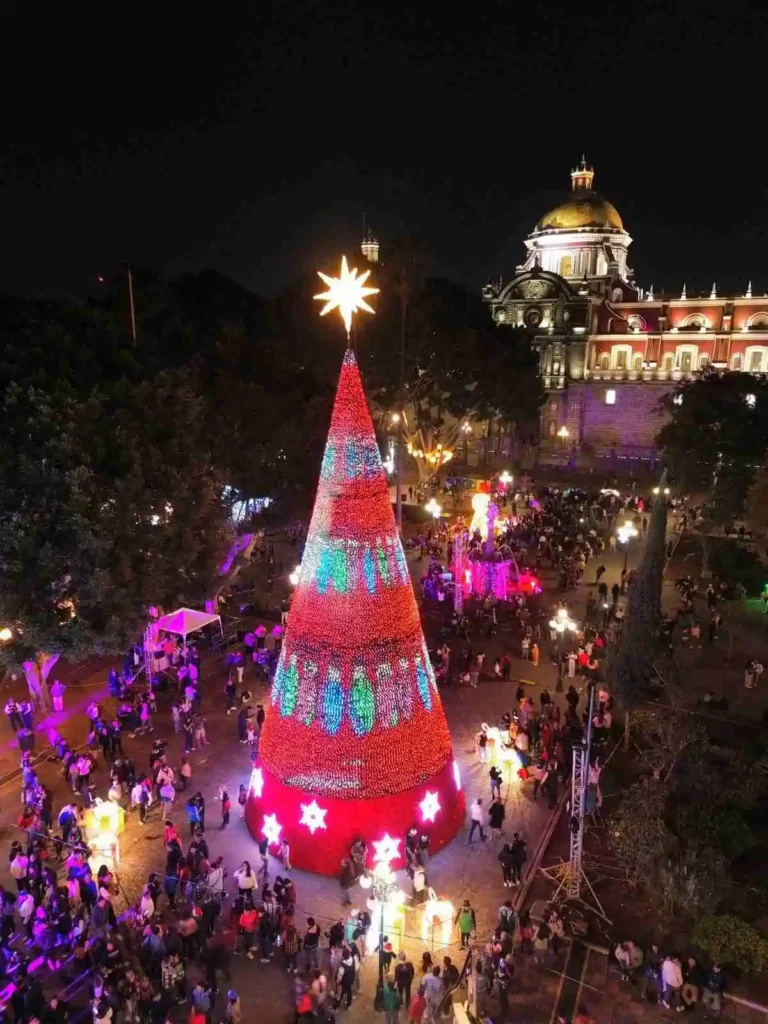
[0,481,747,1024]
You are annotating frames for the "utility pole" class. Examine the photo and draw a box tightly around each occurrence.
[396,267,408,533]
[127,264,137,344]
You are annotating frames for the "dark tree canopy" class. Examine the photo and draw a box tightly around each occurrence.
[657,370,768,522]
[605,480,667,709]
[0,252,541,670]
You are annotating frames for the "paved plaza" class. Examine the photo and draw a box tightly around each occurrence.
[0,516,765,1023]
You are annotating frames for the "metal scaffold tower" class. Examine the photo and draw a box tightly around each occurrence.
[568,741,586,899]
[540,681,610,922]
[142,625,154,686]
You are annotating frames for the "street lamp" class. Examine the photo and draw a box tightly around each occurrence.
[557,425,570,447]
[499,470,513,487]
[288,565,301,587]
[360,860,403,983]
[652,486,670,496]
[616,519,639,571]
[425,498,442,521]
[548,606,578,645]
[461,421,472,463]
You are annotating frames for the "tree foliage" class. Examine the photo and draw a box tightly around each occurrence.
[694,915,768,976]
[611,779,672,890]
[676,803,755,860]
[630,707,704,781]
[658,370,768,524]
[605,480,667,708]
[0,292,232,673]
[0,252,542,673]
[360,242,544,480]
[745,467,768,538]
[0,374,230,670]
[611,731,766,926]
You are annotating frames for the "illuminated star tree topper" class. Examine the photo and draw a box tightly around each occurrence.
[314,255,379,338]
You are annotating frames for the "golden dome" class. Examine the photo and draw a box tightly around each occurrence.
[537,192,623,232]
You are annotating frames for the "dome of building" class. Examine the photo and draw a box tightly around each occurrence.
[537,192,623,232]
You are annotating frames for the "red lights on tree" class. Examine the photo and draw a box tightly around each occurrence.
[245,348,464,874]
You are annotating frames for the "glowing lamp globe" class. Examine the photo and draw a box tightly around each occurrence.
[245,334,464,874]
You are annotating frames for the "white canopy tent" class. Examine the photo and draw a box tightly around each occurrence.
[153,607,223,642]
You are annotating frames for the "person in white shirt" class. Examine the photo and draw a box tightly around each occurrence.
[18,890,35,939]
[661,955,684,1010]
[468,798,486,844]
[233,861,256,899]
[10,853,28,890]
[139,888,155,924]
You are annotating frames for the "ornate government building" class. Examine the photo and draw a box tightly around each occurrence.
[482,159,768,460]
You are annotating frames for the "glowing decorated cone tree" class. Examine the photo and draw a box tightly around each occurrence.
[246,260,464,874]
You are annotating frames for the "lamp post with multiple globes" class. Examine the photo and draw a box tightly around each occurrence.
[548,606,578,650]
[425,498,442,523]
[359,859,404,984]
[616,519,639,572]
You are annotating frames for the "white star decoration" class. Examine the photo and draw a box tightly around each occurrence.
[262,813,282,846]
[314,255,379,336]
[299,800,328,834]
[419,791,441,823]
[373,833,401,865]
[249,767,264,798]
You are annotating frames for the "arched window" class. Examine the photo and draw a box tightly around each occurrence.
[611,287,623,303]
[627,314,646,332]
[732,353,743,371]
[599,354,610,370]
[633,354,643,370]
[747,313,768,330]
[681,314,707,331]
[699,353,710,369]
[560,255,573,276]
[548,421,557,437]
[662,353,674,371]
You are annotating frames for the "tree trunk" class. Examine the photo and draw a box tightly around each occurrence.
[700,532,711,580]
[623,709,631,751]
[23,653,58,712]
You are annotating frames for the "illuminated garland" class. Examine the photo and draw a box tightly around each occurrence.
[258,349,455,800]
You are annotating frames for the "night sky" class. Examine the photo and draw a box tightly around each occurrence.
[3,2,764,301]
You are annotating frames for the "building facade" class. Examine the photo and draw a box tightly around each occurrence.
[482,160,768,461]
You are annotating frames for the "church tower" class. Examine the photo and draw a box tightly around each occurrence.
[570,155,595,191]
[520,158,632,285]
[361,223,379,263]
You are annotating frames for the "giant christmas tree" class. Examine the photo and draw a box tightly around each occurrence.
[246,284,465,873]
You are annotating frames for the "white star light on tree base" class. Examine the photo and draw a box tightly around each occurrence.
[262,813,282,846]
[373,833,401,865]
[419,790,441,823]
[299,800,328,834]
[314,255,379,336]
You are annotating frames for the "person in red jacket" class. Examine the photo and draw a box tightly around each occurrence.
[238,905,259,960]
